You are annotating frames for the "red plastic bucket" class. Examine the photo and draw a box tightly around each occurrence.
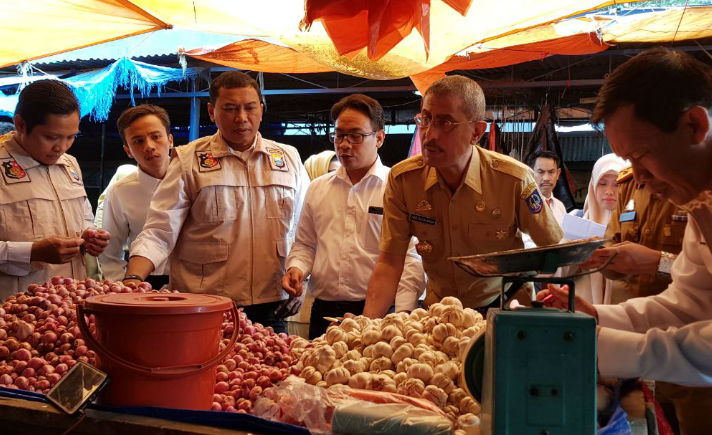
[77,293,237,410]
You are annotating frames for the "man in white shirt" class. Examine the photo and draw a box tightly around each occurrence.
[0,80,110,299]
[99,105,172,288]
[530,150,567,223]
[125,72,308,333]
[538,48,712,411]
[282,94,425,338]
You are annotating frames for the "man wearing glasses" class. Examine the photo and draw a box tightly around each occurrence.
[283,94,425,338]
[363,75,562,317]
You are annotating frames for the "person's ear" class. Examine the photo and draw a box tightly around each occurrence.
[375,129,385,149]
[122,145,134,160]
[207,102,215,122]
[13,114,26,135]
[471,121,488,144]
[685,106,710,144]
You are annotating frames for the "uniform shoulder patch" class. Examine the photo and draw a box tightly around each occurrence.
[617,167,634,183]
[521,182,544,214]
[390,155,424,178]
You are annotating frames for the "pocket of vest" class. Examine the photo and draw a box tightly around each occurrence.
[177,242,229,264]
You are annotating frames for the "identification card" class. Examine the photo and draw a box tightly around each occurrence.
[619,211,637,222]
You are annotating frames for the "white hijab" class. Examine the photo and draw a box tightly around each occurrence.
[582,153,629,226]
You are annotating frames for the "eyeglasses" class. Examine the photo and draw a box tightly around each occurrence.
[329,131,377,144]
[414,114,475,132]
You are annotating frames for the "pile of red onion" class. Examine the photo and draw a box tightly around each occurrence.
[0,277,300,414]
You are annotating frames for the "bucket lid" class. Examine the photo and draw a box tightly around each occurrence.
[83,293,233,315]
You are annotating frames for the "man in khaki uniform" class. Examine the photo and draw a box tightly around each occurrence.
[126,72,308,333]
[0,80,110,300]
[363,75,562,318]
[585,166,712,434]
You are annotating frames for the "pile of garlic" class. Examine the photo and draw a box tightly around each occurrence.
[292,296,486,429]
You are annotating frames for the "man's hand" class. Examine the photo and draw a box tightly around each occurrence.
[281,267,304,297]
[537,284,598,321]
[81,229,111,256]
[31,237,84,263]
[581,241,660,276]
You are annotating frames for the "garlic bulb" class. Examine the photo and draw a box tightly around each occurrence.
[439,296,464,309]
[348,371,372,389]
[342,359,366,375]
[325,326,348,345]
[423,384,448,408]
[397,377,426,397]
[407,363,434,383]
[325,367,350,386]
[369,356,394,372]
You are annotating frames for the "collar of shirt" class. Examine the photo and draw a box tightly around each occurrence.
[209,131,259,158]
[3,134,70,171]
[424,145,482,194]
[136,165,162,189]
[332,156,388,186]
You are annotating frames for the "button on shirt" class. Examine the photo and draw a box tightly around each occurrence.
[286,158,425,312]
[98,167,168,281]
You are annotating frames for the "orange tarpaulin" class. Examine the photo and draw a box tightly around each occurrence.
[187,39,331,74]
[411,19,608,93]
[301,0,472,60]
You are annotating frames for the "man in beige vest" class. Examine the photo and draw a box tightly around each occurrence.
[125,72,308,333]
[0,80,110,300]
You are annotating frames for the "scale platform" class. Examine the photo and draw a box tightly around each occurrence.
[451,239,604,435]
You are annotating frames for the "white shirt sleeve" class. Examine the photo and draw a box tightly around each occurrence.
[288,162,310,245]
[286,183,317,276]
[98,185,130,281]
[0,241,33,275]
[596,219,712,385]
[395,239,426,312]
[130,156,190,269]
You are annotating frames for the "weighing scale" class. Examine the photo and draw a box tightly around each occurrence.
[451,238,609,435]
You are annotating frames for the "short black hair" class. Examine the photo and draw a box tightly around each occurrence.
[330,94,385,131]
[593,47,712,133]
[209,71,262,105]
[15,80,79,134]
[530,150,561,169]
[116,104,171,145]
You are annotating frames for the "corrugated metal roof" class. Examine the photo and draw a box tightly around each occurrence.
[559,133,611,161]
[34,29,242,65]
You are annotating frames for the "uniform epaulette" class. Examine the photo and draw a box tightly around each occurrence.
[480,148,530,180]
[390,154,425,178]
[617,167,634,183]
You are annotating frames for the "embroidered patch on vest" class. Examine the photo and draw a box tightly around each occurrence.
[267,148,288,172]
[197,151,221,172]
[522,182,543,214]
[65,163,83,185]
[1,158,30,184]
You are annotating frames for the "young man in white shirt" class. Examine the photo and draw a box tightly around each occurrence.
[98,105,172,288]
[530,150,567,223]
[282,94,425,338]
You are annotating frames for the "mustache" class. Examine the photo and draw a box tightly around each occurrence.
[423,140,442,151]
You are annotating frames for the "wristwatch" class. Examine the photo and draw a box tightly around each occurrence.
[122,274,144,282]
[656,251,676,275]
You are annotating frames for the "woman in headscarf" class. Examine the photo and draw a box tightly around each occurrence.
[304,150,340,181]
[572,153,628,304]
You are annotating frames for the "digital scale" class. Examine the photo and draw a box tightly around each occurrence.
[451,238,609,435]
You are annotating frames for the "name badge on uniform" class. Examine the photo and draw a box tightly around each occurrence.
[65,163,83,185]
[267,148,288,172]
[619,211,637,222]
[197,151,221,172]
[410,213,436,225]
[1,158,30,184]
[521,182,543,214]
[368,206,384,215]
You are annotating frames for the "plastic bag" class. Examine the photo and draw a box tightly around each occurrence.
[254,376,454,434]
[598,403,632,435]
